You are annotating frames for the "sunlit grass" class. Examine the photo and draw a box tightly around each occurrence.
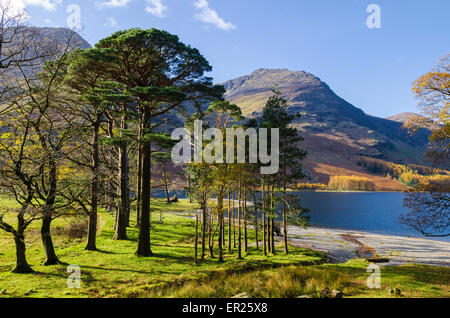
[148,259,450,298]
[0,198,325,298]
[0,197,448,298]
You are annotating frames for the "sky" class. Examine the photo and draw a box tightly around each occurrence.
[4,0,450,118]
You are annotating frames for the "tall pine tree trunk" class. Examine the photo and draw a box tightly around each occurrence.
[114,113,129,240]
[267,216,271,254]
[271,182,276,254]
[253,186,259,250]
[136,124,143,226]
[233,192,236,248]
[194,214,199,265]
[208,210,214,258]
[126,183,131,227]
[187,174,192,203]
[114,142,128,239]
[262,177,267,256]
[283,163,288,254]
[218,190,224,262]
[86,119,100,251]
[237,179,242,259]
[228,190,232,253]
[222,216,226,247]
[244,186,248,253]
[201,195,207,260]
[136,110,152,256]
[162,165,170,204]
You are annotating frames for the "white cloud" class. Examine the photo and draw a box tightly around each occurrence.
[145,0,167,18]
[104,16,118,28]
[24,0,61,10]
[44,18,51,23]
[0,0,61,16]
[194,0,235,31]
[96,0,132,9]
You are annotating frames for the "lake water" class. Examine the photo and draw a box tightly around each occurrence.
[293,191,449,242]
[152,190,449,242]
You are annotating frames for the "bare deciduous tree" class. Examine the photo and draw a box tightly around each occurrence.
[401,180,450,237]
[401,54,450,237]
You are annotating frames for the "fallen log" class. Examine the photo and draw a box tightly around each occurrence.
[367,258,390,263]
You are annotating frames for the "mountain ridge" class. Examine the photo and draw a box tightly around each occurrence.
[35,27,91,49]
[222,68,429,190]
[386,112,421,123]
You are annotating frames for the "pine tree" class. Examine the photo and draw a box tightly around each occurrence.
[260,87,308,254]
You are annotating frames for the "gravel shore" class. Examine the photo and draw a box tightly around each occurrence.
[287,226,450,266]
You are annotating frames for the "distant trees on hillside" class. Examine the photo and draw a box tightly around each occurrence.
[358,156,450,187]
[328,176,375,191]
[296,183,327,191]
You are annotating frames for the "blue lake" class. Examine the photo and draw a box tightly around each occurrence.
[293,191,449,242]
[152,190,449,242]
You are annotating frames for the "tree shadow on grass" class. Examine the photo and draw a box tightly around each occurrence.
[79,264,156,276]
[87,248,117,255]
[149,252,193,264]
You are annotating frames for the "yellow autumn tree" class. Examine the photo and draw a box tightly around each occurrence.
[406,54,449,166]
[401,54,450,238]
[328,176,375,191]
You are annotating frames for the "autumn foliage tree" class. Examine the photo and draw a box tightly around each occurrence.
[406,54,449,167]
[401,54,450,237]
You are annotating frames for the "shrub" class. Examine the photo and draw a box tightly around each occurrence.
[399,171,450,188]
[66,217,89,239]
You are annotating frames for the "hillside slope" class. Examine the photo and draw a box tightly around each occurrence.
[40,27,91,49]
[222,69,429,190]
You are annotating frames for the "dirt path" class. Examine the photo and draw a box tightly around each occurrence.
[339,234,376,258]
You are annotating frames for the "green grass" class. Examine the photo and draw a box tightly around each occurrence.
[0,196,448,298]
[0,198,324,298]
[147,259,450,298]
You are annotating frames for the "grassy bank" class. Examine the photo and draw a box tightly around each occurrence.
[149,259,449,298]
[0,196,448,298]
[0,197,324,298]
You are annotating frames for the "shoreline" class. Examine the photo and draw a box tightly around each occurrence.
[286,224,450,267]
[181,210,450,267]
[306,224,450,243]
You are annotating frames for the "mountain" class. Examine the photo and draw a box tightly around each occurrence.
[386,112,420,123]
[222,69,430,190]
[38,27,91,49]
[0,27,90,106]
